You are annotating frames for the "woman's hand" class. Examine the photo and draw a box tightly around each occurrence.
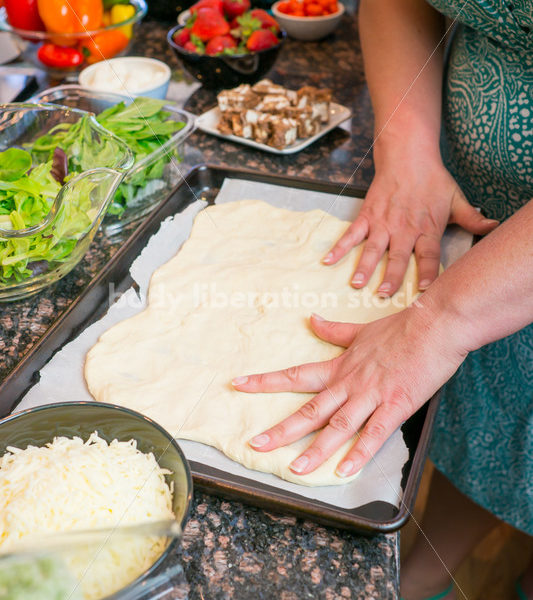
[324,153,499,296]
[232,309,467,478]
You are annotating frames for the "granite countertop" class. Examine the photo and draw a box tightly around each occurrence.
[0,15,401,600]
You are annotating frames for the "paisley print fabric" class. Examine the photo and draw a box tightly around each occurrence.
[424,0,533,534]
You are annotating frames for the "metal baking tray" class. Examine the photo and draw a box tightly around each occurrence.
[0,165,439,534]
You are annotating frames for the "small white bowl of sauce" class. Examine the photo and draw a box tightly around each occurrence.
[79,56,171,99]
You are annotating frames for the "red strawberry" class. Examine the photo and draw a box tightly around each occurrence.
[173,27,191,47]
[250,9,280,33]
[230,12,262,40]
[246,29,279,51]
[190,0,224,15]
[205,34,237,55]
[222,0,250,19]
[184,41,199,53]
[191,7,230,41]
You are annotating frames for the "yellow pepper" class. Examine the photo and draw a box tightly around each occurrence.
[110,4,135,39]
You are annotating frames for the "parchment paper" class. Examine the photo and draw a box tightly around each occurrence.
[16,179,473,510]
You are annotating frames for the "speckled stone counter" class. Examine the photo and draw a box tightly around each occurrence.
[0,15,400,600]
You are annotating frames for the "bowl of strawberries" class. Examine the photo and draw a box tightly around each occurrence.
[272,0,344,41]
[167,0,285,89]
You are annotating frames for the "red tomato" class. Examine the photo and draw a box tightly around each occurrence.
[277,1,291,13]
[37,43,83,68]
[305,2,323,15]
[5,0,45,31]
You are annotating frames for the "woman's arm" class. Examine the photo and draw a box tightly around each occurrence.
[424,199,533,351]
[325,0,498,295]
[233,200,533,478]
[360,0,444,149]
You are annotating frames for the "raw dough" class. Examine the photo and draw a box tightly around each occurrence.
[85,200,419,486]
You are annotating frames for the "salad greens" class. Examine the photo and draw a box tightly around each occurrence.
[0,97,185,287]
[31,97,186,216]
[0,148,93,285]
[0,148,32,181]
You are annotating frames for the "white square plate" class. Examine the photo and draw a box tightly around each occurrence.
[195,102,352,155]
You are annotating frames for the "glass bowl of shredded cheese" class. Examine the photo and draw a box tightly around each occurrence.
[0,402,192,600]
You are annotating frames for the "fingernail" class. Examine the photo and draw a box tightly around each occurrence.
[232,376,248,386]
[290,455,309,473]
[322,252,333,264]
[311,312,325,321]
[336,460,354,477]
[419,279,431,290]
[377,282,391,297]
[249,433,269,448]
[482,218,499,225]
[352,273,364,286]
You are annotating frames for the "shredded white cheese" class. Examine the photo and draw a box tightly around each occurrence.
[0,432,175,600]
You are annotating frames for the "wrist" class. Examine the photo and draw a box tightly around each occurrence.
[411,285,474,361]
[373,113,443,168]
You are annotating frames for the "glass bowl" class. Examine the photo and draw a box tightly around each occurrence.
[31,85,196,236]
[0,102,133,301]
[0,401,193,600]
[0,0,147,79]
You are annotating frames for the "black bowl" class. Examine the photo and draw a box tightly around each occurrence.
[168,24,286,89]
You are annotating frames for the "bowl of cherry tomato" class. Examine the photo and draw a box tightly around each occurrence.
[272,0,344,41]
[0,0,147,78]
[168,0,285,89]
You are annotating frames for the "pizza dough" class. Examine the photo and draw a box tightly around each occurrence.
[85,200,419,486]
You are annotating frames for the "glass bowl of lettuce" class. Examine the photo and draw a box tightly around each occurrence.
[0,103,133,302]
[30,85,196,237]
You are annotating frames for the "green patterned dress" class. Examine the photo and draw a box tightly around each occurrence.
[424,0,533,534]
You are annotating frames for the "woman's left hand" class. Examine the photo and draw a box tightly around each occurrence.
[232,308,466,478]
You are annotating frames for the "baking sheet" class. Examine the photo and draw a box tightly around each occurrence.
[16,178,473,511]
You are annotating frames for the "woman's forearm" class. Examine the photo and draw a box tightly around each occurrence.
[359,0,445,159]
[421,200,533,352]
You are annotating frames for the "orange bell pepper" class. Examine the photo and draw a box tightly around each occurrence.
[37,0,103,45]
[80,29,129,64]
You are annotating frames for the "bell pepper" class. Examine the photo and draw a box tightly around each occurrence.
[102,11,112,27]
[80,29,129,64]
[110,3,135,39]
[5,0,45,32]
[37,0,103,45]
[37,43,83,68]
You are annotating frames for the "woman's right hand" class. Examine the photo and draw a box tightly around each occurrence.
[323,150,499,296]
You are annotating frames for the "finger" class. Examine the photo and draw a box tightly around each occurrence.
[335,402,406,477]
[288,393,375,476]
[310,313,363,347]
[449,187,499,234]
[351,228,389,288]
[248,386,347,452]
[414,233,441,290]
[376,234,416,297]
[323,216,369,265]
[232,359,335,393]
